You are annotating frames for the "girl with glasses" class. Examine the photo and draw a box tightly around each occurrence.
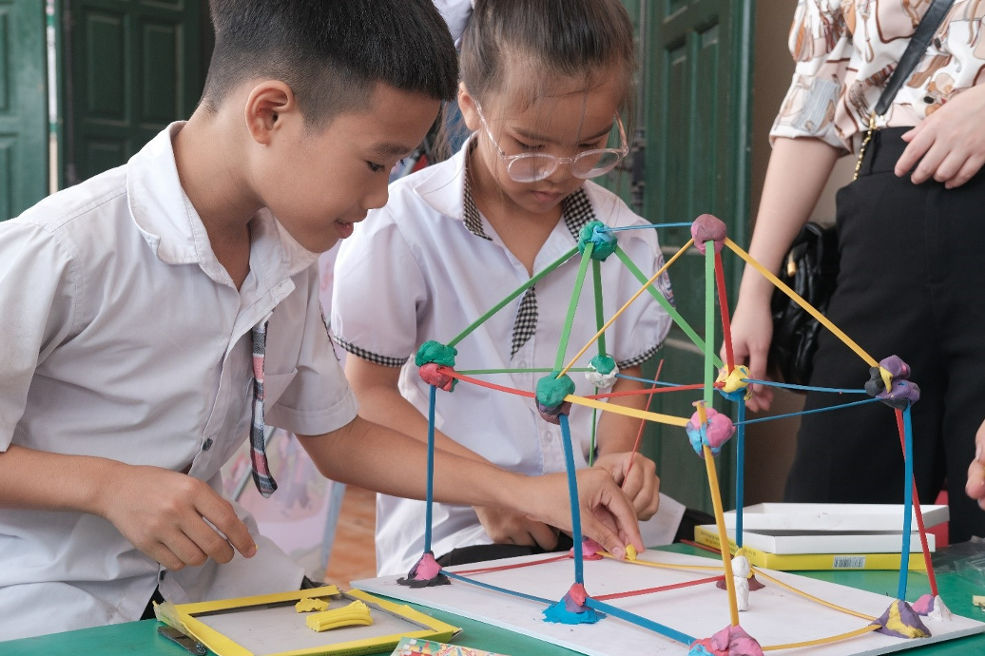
[332,0,687,576]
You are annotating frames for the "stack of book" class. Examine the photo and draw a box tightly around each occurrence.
[693,503,948,571]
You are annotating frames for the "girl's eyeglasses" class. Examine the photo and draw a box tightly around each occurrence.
[474,102,628,183]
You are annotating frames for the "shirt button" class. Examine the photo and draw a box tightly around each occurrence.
[202,438,214,451]
[933,37,942,49]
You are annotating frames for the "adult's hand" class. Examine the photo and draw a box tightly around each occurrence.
[896,84,985,189]
[966,418,985,511]
[727,294,775,412]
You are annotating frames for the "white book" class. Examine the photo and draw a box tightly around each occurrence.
[723,503,948,532]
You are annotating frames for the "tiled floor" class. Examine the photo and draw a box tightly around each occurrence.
[321,485,378,587]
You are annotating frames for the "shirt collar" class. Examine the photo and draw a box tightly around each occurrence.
[415,134,598,243]
[125,122,318,280]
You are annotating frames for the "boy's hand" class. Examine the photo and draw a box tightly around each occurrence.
[474,506,559,549]
[896,84,985,189]
[522,468,643,559]
[967,419,985,511]
[593,452,660,520]
[98,464,257,570]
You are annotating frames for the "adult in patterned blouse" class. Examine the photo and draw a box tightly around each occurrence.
[728,0,985,543]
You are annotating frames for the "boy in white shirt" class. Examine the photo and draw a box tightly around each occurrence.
[0,0,642,640]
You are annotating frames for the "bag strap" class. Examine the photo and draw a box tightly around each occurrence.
[873,0,955,116]
[854,0,955,180]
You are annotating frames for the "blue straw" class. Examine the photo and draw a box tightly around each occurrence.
[559,413,584,584]
[740,378,868,395]
[584,597,696,645]
[897,405,915,600]
[735,400,746,544]
[614,373,687,387]
[736,397,881,425]
[424,384,437,552]
[602,222,693,232]
[444,571,555,606]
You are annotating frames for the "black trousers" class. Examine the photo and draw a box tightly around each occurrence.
[785,127,985,544]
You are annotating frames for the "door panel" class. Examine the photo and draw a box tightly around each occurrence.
[0,1,46,220]
[633,0,753,513]
[66,0,205,184]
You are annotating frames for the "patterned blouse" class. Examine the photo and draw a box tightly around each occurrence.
[771,0,985,153]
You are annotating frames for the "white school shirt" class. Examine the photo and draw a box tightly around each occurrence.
[0,123,357,640]
[332,139,678,575]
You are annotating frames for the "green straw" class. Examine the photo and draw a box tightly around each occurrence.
[614,246,724,370]
[554,243,594,372]
[592,259,607,357]
[448,247,578,348]
[704,244,715,405]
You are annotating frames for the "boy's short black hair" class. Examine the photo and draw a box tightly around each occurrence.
[203,0,458,125]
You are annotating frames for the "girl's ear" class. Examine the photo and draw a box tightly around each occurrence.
[457,82,482,132]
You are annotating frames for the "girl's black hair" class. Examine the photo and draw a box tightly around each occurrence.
[202,0,458,125]
[460,0,636,108]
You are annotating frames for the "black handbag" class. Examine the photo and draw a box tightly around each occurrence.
[768,222,838,386]
[766,0,953,388]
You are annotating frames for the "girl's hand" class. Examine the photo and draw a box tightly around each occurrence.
[474,506,560,549]
[593,451,660,520]
[523,468,643,559]
[896,84,985,189]
[967,419,985,511]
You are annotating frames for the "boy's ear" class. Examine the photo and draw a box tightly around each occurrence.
[245,81,298,145]
[457,82,481,132]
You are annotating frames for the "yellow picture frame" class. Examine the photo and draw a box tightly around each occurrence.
[161,585,460,656]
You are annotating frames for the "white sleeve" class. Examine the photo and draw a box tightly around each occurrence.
[433,0,473,43]
[264,264,358,436]
[0,222,79,449]
[610,231,673,368]
[769,0,853,150]
[331,208,428,367]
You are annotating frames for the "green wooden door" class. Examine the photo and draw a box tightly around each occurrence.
[0,1,46,221]
[630,0,754,513]
[64,0,207,184]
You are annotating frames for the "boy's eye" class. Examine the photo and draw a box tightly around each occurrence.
[366,161,385,173]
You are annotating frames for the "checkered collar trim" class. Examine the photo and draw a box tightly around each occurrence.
[560,188,595,241]
[463,141,493,241]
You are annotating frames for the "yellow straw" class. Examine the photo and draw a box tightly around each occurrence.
[724,238,880,371]
[752,568,876,621]
[561,394,689,427]
[557,239,694,379]
[762,625,881,651]
[598,551,724,573]
[696,401,739,627]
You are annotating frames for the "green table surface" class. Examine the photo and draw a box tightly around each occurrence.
[3,545,983,656]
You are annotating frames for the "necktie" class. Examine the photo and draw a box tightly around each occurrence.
[250,320,277,497]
